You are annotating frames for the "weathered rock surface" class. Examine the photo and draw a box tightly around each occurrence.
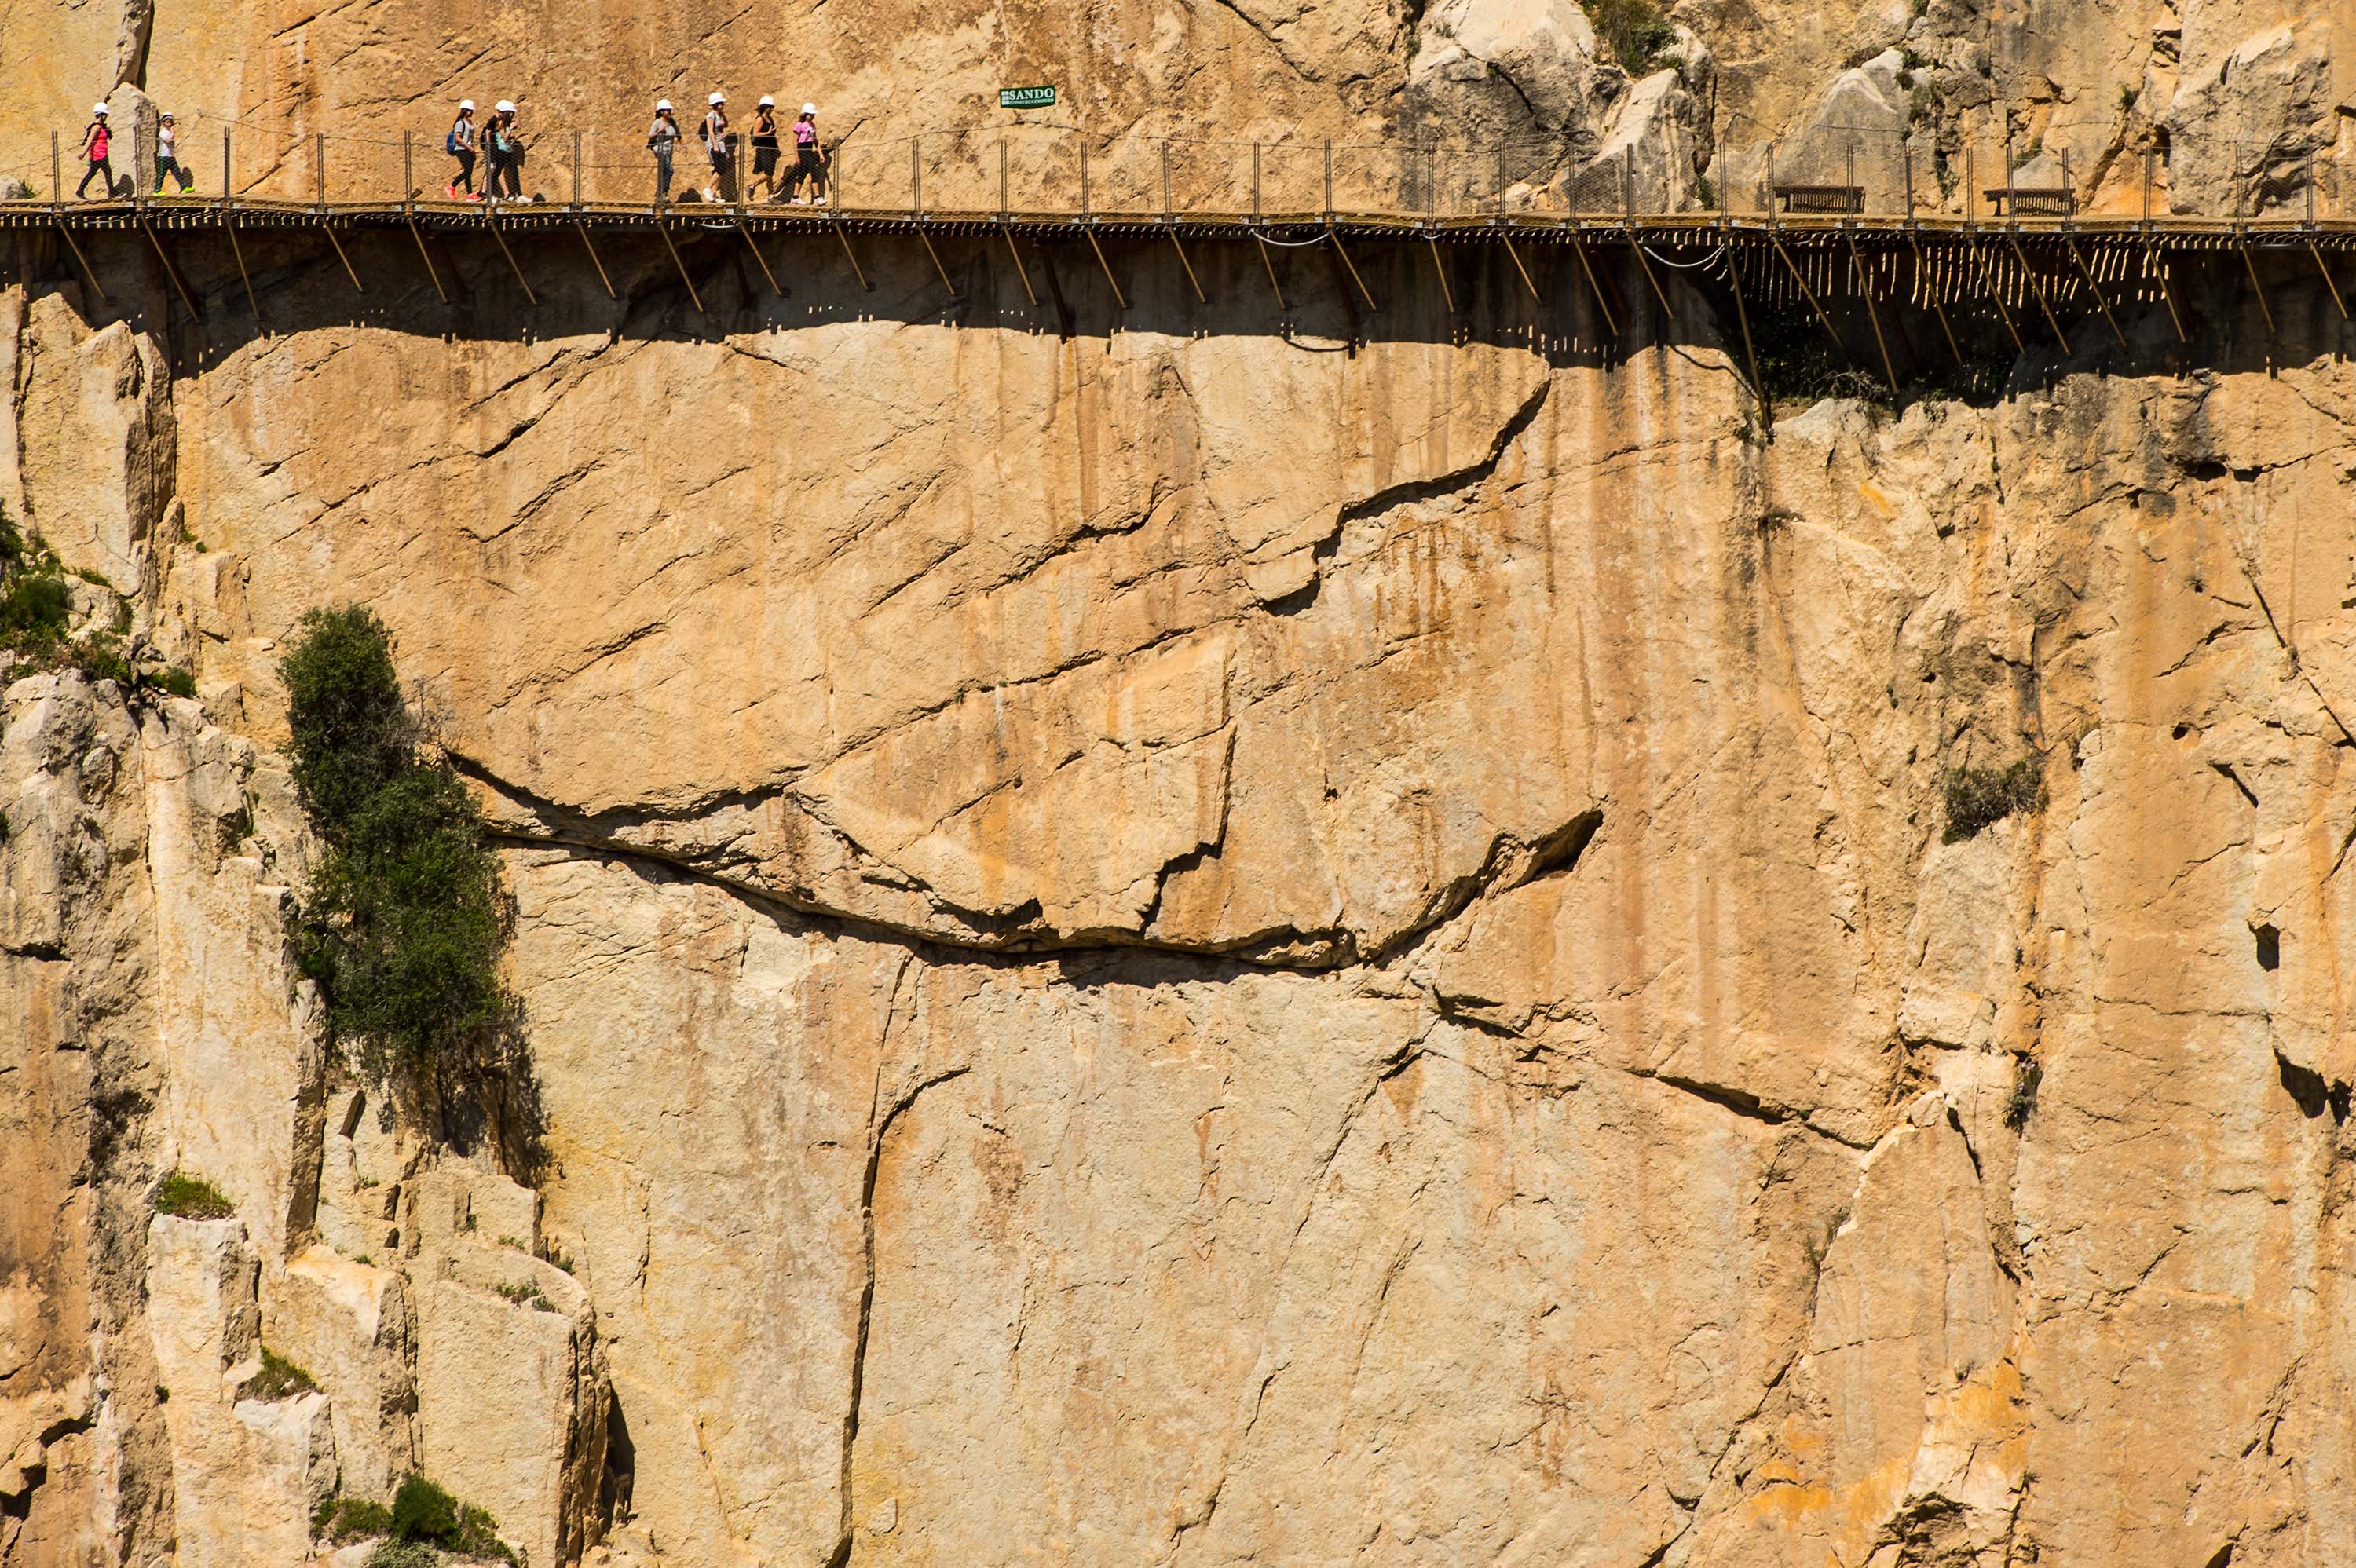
[6,0,2356,1565]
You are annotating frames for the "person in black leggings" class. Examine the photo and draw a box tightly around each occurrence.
[447,100,478,199]
[75,106,114,199]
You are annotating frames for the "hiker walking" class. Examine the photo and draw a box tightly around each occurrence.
[485,101,521,199]
[785,104,827,205]
[700,92,731,201]
[75,104,114,199]
[153,112,193,193]
[446,100,478,199]
[647,100,681,203]
[747,96,781,202]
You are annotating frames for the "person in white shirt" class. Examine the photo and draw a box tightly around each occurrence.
[153,112,192,193]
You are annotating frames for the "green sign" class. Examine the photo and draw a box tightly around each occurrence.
[999,85,1057,110]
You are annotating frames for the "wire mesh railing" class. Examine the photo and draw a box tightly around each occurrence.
[2,118,2348,224]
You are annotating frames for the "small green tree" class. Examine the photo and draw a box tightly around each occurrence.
[281,609,525,1124]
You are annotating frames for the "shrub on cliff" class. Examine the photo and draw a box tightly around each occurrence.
[152,1171,235,1219]
[387,1475,513,1561]
[1942,757,2045,842]
[1589,0,1678,73]
[282,607,520,1093]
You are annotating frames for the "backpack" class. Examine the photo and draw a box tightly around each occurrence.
[445,126,463,155]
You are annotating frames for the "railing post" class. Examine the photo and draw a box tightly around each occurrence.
[1966,144,1975,226]
[315,132,326,213]
[1846,137,1857,216]
[999,139,1009,219]
[223,126,232,207]
[2142,143,2153,226]
[1426,144,1437,219]
[911,136,921,219]
[1252,141,1261,224]
[573,129,584,209]
[52,130,61,213]
[1323,138,1333,223]
[1494,148,1505,217]
[1162,140,1173,221]
[1902,143,1914,218]
[1622,158,1635,225]
[1080,138,1090,217]
[403,131,413,215]
[1765,143,1776,220]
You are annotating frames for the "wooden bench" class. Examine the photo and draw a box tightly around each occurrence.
[1984,186,2076,217]
[1774,183,1864,214]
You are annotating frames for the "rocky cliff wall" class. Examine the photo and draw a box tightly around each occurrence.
[7,2,2356,1566]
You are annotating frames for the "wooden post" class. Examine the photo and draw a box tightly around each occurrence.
[1769,235,1843,353]
[141,220,204,319]
[2064,235,2127,349]
[1908,232,1963,365]
[1330,232,1378,311]
[1499,235,1541,302]
[1845,232,1900,393]
[2007,232,2070,350]
[1724,247,1767,426]
[321,224,366,294]
[1001,225,1039,306]
[1565,226,1617,336]
[738,222,785,298]
[408,218,448,302]
[489,212,540,305]
[918,225,958,298]
[1254,233,1287,309]
[2308,241,2348,322]
[1085,228,1126,310]
[656,220,701,312]
[1965,239,2026,355]
[1169,231,1205,303]
[832,216,871,291]
[2239,242,2277,337]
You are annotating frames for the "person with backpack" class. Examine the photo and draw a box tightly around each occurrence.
[785,104,828,205]
[153,112,193,194]
[747,96,781,202]
[446,100,477,199]
[485,101,521,199]
[647,100,682,204]
[76,104,114,199]
[699,92,731,202]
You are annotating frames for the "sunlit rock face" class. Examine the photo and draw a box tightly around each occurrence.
[8,0,2356,1563]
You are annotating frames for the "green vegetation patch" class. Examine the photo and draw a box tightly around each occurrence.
[1943,758,2046,842]
[315,1494,396,1542]
[153,1171,236,1219]
[242,1347,320,1401]
[0,503,196,696]
[390,1475,514,1562]
[1588,0,1678,74]
[281,607,521,1088]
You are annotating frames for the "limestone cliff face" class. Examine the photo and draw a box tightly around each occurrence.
[8,2,2356,1566]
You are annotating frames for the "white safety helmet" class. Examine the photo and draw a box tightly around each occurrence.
[655,99,673,112]
[801,103,818,115]
[758,95,775,108]
[93,103,109,115]
[495,99,516,114]
[459,99,475,111]
[709,92,726,105]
